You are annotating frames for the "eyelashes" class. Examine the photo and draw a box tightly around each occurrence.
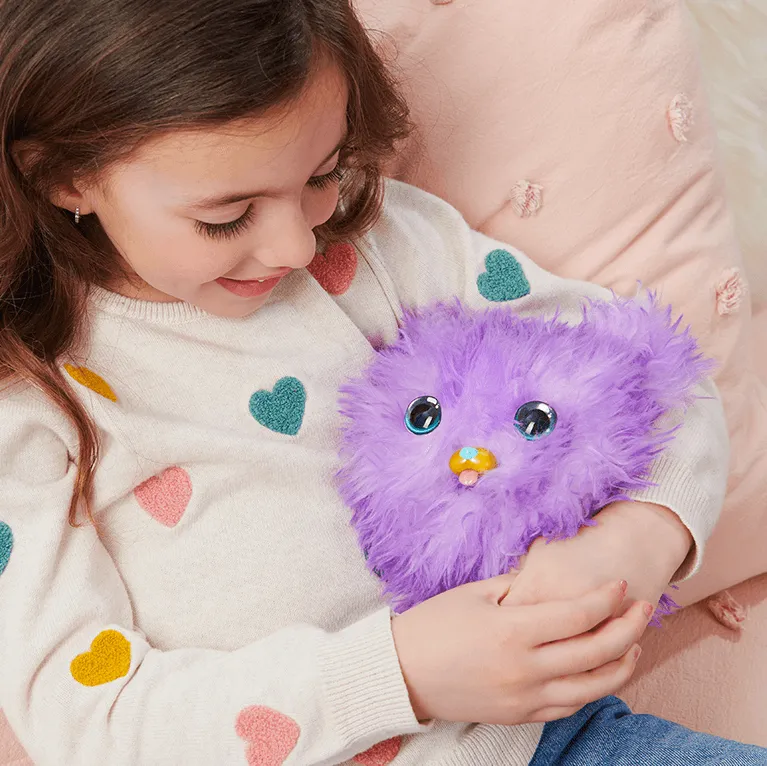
[306,165,344,191]
[195,205,256,242]
[195,165,345,242]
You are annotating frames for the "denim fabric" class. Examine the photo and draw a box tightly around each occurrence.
[530,696,767,765]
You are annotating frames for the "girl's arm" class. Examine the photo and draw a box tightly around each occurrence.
[0,395,423,766]
[0,392,656,755]
[503,500,698,613]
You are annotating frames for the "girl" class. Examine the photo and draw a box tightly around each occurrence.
[0,0,763,764]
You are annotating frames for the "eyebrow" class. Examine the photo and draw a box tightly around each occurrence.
[189,134,348,210]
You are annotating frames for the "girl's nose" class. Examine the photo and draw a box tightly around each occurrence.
[256,203,317,270]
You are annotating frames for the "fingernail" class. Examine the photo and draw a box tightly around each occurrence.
[643,603,654,619]
[634,645,642,661]
[618,580,628,596]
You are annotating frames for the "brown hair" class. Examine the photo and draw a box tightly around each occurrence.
[0,0,409,523]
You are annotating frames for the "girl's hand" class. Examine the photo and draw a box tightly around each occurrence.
[501,501,693,614]
[391,578,652,725]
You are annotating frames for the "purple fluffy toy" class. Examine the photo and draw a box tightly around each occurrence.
[338,295,711,615]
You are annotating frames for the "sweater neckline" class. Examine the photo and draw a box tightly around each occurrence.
[89,285,208,323]
[88,270,315,324]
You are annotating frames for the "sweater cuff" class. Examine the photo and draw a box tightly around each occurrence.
[318,607,425,753]
[626,454,713,582]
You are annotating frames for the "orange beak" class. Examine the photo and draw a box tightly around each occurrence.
[449,447,498,486]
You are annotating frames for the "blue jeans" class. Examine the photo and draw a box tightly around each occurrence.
[530,697,767,765]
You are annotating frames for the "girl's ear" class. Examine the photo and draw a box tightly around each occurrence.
[47,183,91,216]
[10,139,92,215]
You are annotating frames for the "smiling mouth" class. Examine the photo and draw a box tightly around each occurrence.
[232,268,293,283]
[215,273,289,298]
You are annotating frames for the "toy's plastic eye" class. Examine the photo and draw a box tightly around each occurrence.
[405,396,442,435]
[515,401,557,440]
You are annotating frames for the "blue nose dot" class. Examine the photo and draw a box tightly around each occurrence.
[459,447,479,460]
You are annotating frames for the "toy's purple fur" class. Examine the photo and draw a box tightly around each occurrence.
[338,295,711,614]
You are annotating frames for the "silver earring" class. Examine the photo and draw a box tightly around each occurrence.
[74,207,81,224]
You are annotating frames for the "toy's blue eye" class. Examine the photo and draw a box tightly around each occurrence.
[515,401,556,440]
[405,396,442,435]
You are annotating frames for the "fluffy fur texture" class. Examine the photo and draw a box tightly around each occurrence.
[339,296,711,612]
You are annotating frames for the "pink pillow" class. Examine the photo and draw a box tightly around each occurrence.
[357,0,766,603]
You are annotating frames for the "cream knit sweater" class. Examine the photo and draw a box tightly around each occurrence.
[0,180,728,765]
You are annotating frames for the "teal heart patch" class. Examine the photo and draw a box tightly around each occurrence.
[477,249,531,302]
[249,377,306,436]
[0,522,13,577]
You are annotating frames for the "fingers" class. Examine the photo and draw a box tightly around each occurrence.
[541,644,642,710]
[468,571,520,604]
[518,580,628,645]
[535,600,652,676]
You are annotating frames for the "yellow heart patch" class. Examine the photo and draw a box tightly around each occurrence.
[64,365,118,402]
[70,629,131,687]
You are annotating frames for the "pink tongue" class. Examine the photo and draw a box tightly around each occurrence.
[458,470,479,487]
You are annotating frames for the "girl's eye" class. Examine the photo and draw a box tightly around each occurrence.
[405,396,442,435]
[514,401,557,440]
[307,165,344,191]
[195,205,255,242]
[193,163,343,241]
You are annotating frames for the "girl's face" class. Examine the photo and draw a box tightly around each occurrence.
[80,62,348,317]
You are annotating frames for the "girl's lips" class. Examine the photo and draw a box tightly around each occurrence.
[215,273,288,298]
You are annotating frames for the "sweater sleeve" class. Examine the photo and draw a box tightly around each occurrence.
[364,179,729,582]
[0,393,422,766]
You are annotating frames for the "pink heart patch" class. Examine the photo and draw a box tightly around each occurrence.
[307,243,358,295]
[236,706,300,766]
[134,466,192,528]
[353,736,402,765]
